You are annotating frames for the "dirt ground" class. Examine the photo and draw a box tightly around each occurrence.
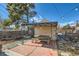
[0,40,15,45]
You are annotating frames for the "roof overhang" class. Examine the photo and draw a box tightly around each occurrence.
[26,22,58,27]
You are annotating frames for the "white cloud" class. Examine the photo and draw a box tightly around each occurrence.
[68,21,76,26]
[74,8,79,11]
[30,15,43,23]
[30,17,42,23]
[68,21,75,24]
[60,21,76,27]
[60,23,68,27]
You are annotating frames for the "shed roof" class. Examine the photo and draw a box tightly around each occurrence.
[26,22,58,27]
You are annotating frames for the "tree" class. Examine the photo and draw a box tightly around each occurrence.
[15,24,20,29]
[3,19,12,26]
[7,3,37,23]
[63,24,70,29]
[76,20,79,26]
[7,3,37,32]
[29,11,37,23]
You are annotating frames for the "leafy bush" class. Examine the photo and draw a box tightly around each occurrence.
[3,19,12,26]
[15,24,20,29]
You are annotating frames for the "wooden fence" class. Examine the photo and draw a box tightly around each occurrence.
[0,31,28,40]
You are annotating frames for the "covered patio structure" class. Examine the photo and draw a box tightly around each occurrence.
[26,22,58,45]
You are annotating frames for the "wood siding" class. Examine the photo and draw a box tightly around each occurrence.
[34,26,57,39]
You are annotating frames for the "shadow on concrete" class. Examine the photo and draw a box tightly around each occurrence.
[0,52,8,56]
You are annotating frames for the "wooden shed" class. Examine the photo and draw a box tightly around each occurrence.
[27,22,58,40]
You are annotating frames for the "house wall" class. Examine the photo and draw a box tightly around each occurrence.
[60,29,73,34]
[74,27,79,33]
[76,27,79,30]
[34,26,57,39]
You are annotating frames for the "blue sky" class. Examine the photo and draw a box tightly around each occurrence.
[0,3,79,26]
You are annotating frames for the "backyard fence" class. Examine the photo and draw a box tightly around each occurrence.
[57,33,79,56]
[0,31,29,40]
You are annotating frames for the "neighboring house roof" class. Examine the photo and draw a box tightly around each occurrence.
[13,20,26,25]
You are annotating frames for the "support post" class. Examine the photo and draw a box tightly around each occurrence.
[51,24,52,39]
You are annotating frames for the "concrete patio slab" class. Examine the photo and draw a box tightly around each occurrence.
[8,40,58,56]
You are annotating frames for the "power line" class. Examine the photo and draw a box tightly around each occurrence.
[62,5,79,17]
[53,4,79,21]
[53,4,66,21]
[53,4,62,18]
